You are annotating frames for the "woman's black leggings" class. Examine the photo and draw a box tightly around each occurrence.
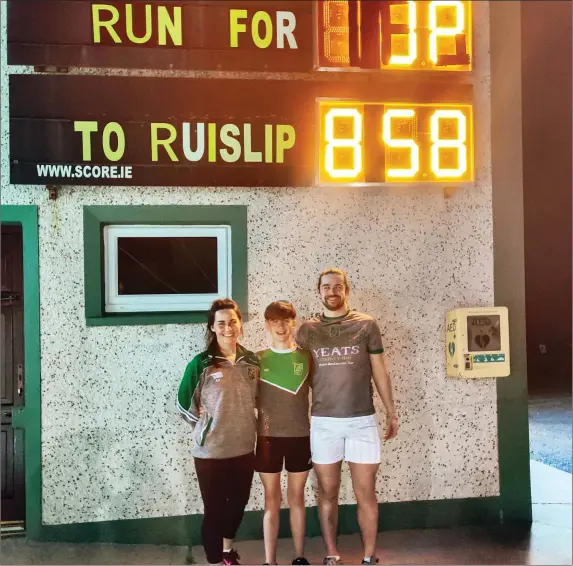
[194,452,255,564]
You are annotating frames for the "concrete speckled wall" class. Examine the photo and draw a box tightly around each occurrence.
[1,2,498,525]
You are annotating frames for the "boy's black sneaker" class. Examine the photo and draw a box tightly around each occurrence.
[361,558,379,565]
[292,558,311,565]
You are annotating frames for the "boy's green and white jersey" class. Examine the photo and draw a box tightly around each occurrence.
[177,344,259,459]
[257,346,311,438]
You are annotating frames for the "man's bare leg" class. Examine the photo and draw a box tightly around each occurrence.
[260,472,282,565]
[287,471,310,558]
[313,461,342,557]
[348,462,379,558]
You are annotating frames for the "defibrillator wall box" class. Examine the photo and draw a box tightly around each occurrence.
[446,307,510,378]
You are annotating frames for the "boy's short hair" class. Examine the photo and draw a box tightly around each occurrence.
[264,301,296,321]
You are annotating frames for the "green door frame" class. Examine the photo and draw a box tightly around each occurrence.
[1,205,42,538]
[490,1,532,524]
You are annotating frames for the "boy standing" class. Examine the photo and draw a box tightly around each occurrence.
[256,301,313,566]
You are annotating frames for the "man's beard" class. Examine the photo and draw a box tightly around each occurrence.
[322,295,345,311]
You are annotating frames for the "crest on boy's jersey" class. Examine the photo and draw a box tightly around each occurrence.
[293,362,304,376]
[260,352,308,395]
[247,366,258,380]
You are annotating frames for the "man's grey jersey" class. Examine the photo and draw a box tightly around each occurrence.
[297,310,384,418]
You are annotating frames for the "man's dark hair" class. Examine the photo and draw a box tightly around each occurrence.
[317,268,350,292]
[264,300,296,321]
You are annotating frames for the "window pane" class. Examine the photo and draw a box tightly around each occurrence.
[467,315,501,352]
[117,237,218,295]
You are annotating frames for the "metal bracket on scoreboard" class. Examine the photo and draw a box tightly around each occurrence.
[443,186,460,199]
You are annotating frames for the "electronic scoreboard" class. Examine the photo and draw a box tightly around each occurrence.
[8,0,476,188]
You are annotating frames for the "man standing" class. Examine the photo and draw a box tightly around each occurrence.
[297,268,398,566]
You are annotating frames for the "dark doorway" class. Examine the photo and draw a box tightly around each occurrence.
[521,1,572,477]
[522,1,572,396]
[1,224,26,525]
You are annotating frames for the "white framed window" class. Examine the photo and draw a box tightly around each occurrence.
[103,225,232,313]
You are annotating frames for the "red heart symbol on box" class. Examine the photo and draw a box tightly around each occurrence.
[475,334,490,349]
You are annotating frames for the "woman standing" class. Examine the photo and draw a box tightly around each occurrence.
[177,299,260,565]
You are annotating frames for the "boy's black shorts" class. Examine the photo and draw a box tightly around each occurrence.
[255,436,313,474]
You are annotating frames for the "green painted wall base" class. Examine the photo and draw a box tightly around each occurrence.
[36,498,501,546]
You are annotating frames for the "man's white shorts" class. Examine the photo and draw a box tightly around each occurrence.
[310,414,381,465]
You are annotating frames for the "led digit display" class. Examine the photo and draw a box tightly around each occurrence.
[383,109,419,177]
[317,0,472,70]
[321,0,353,65]
[317,100,474,184]
[324,107,364,178]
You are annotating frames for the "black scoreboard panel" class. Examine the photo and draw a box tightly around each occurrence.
[7,0,472,72]
[7,0,314,71]
[9,75,474,187]
[8,1,477,187]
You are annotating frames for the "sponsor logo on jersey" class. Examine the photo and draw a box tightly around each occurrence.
[313,346,360,357]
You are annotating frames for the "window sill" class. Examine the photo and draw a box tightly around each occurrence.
[86,312,209,327]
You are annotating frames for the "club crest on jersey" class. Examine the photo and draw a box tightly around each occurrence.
[329,324,341,338]
[261,356,307,395]
[247,366,258,380]
[293,362,304,376]
[211,371,224,383]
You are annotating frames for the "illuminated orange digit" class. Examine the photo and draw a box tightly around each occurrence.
[325,108,362,178]
[382,109,419,178]
[389,1,417,66]
[429,1,465,64]
[322,1,350,65]
[430,109,467,177]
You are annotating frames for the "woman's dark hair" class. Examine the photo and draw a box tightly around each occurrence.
[205,298,243,355]
[264,300,296,321]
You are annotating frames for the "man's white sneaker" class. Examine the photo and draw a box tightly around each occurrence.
[323,557,343,565]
